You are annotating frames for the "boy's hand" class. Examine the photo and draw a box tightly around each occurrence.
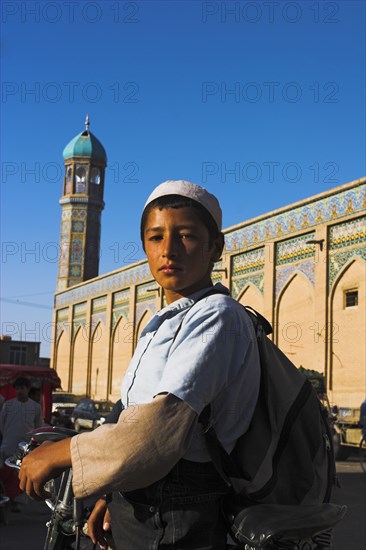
[19,438,71,500]
[87,497,112,549]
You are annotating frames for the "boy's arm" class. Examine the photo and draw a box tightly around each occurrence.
[71,393,197,498]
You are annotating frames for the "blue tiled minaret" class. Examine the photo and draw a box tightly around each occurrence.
[57,117,107,291]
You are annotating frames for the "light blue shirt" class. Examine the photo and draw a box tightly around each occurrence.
[121,283,261,461]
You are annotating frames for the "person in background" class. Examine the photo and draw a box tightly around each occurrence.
[0,377,42,511]
[29,386,41,404]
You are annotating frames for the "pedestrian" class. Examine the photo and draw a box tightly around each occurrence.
[19,180,261,549]
[0,376,42,511]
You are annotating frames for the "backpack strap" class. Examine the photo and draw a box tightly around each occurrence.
[170,286,268,498]
[198,404,250,497]
[171,286,228,345]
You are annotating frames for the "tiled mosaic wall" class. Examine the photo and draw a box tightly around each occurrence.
[225,182,365,252]
[231,248,265,300]
[328,216,366,290]
[54,182,366,331]
[275,232,316,300]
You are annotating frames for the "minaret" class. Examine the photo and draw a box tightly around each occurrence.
[57,117,107,291]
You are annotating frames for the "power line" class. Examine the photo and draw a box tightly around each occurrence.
[0,298,53,310]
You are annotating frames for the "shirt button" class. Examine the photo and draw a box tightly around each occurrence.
[149,506,155,513]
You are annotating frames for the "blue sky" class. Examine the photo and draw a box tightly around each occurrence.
[1,0,365,357]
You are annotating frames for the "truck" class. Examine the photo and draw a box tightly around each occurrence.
[332,406,363,461]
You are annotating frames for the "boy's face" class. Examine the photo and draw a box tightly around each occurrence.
[144,206,223,304]
[15,385,29,402]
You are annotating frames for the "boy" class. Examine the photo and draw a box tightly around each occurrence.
[19,181,260,549]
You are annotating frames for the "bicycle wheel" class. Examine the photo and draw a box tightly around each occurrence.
[360,437,366,474]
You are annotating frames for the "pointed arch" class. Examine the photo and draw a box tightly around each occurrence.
[135,309,153,346]
[71,324,89,396]
[275,271,315,370]
[89,321,109,400]
[109,315,133,401]
[329,256,366,406]
[54,330,71,391]
[237,283,264,314]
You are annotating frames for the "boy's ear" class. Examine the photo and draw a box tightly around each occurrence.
[211,233,225,262]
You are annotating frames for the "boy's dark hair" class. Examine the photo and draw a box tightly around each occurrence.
[13,377,31,389]
[140,195,221,250]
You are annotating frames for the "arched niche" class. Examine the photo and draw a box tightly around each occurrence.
[110,315,133,401]
[135,309,153,346]
[54,330,70,391]
[71,325,89,396]
[237,283,264,314]
[276,271,315,370]
[329,257,366,406]
[90,322,109,400]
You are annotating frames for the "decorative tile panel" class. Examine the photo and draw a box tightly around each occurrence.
[55,261,152,308]
[92,295,107,313]
[232,248,265,276]
[276,233,316,265]
[72,221,84,233]
[231,249,265,299]
[328,217,366,289]
[112,289,130,329]
[135,301,157,328]
[136,282,159,303]
[57,308,69,322]
[74,302,87,316]
[91,295,107,329]
[56,308,70,340]
[113,289,130,306]
[211,260,224,284]
[275,233,316,299]
[275,260,315,300]
[225,183,365,252]
[72,302,87,337]
[329,217,366,250]
[232,272,264,300]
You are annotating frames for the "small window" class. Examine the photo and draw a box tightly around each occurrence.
[75,165,87,193]
[90,167,101,185]
[65,166,72,194]
[345,290,358,308]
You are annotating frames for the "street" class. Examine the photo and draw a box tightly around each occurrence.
[0,461,365,550]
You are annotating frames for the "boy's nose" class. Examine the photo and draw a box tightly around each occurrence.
[162,235,178,258]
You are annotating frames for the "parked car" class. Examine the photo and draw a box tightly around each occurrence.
[51,392,82,428]
[71,399,115,432]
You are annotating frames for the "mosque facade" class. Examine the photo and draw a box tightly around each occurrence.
[51,124,366,409]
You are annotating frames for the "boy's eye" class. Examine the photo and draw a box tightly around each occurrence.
[148,235,162,241]
[181,233,196,239]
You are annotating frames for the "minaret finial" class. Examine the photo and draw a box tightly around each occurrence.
[85,114,90,131]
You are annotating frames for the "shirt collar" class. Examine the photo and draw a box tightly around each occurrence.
[140,283,230,336]
[156,282,230,316]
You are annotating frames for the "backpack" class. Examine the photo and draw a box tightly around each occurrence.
[194,295,338,507]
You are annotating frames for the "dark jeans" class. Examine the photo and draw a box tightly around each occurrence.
[108,459,231,550]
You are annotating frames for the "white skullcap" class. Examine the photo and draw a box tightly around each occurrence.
[143,180,222,231]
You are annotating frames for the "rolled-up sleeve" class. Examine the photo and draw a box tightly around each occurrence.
[71,393,197,499]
